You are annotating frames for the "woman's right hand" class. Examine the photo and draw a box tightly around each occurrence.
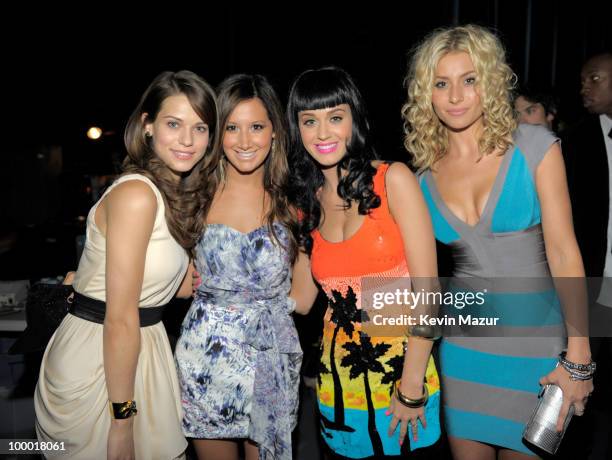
[107,420,135,460]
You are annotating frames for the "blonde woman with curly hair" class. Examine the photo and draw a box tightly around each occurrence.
[403,25,594,459]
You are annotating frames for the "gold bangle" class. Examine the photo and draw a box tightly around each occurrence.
[395,381,429,408]
[109,400,138,419]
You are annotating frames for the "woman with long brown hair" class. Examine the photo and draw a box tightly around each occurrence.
[174,74,303,460]
[35,70,218,459]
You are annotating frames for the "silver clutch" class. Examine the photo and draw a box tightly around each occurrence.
[523,384,574,455]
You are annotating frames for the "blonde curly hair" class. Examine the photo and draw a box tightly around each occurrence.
[402,24,517,171]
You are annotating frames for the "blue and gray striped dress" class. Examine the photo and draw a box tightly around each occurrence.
[420,124,565,455]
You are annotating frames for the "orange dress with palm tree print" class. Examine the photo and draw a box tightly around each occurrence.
[311,163,441,458]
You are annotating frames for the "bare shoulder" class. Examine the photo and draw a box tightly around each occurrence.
[536,141,566,182]
[384,161,418,192]
[540,141,563,165]
[106,179,158,215]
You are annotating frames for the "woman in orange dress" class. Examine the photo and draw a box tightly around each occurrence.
[288,67,441,459]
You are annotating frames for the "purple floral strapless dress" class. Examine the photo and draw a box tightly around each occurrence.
[175,223,302,460]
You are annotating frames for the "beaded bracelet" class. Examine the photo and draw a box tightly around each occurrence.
[559,352,596,373]
[559,352,596,381]
[566,369,594,381]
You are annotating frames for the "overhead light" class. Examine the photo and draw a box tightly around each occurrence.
[87,127,103,140]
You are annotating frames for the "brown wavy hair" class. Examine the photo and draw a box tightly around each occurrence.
[201,74,298,262]
[123,70,218,255]
[402,25,517,171]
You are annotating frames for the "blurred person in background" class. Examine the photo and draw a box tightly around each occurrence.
[514,87,559,132]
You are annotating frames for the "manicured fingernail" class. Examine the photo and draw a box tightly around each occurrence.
[399,439,403,446]
[385,411,390,416]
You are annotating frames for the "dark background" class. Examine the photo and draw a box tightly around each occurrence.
[0,5,610,457]
[1,0,611,281]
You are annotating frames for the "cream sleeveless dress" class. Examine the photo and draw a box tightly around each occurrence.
[34,174,188,459]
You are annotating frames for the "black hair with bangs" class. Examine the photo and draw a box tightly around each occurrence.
[286,66,380,254]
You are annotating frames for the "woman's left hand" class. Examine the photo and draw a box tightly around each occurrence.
[539,366,593,432]
[386,391,427,445]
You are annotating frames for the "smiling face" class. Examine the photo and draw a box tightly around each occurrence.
[431,51,484,132]
[222,97,274,176]
[144,94,210,181]
[298,103,353,168]
[581,54,612,116]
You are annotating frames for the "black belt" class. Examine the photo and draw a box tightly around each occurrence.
[69,292,166,327]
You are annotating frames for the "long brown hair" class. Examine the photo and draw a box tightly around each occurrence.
[202,74,298,261]
[123,70,218,254]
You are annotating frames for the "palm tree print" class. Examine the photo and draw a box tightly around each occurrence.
[317,339,330,386]
[320,286,362,432]
[341,334,391,458]
[381,353,405,397]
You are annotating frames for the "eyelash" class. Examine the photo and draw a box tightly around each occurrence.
[434,77,476,88]
[225,124,266,132]
[302,116,343,126]
[167,121,207,133]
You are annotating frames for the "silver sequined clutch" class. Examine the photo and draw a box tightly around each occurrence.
[523,384,574,455]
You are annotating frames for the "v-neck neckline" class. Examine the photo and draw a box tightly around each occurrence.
[426,146,515,230]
